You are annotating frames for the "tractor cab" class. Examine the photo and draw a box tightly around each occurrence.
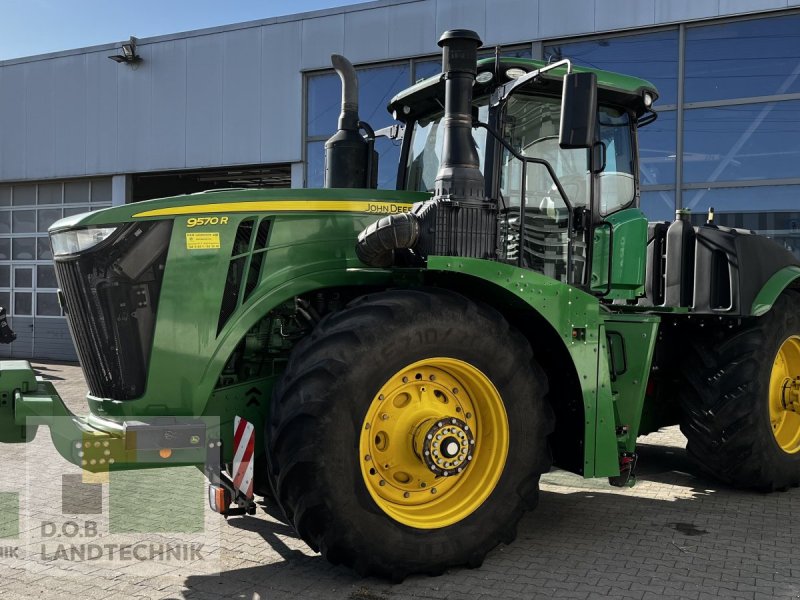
[351,52,659,298]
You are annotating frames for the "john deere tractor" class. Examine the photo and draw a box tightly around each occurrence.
[2,29,799,579]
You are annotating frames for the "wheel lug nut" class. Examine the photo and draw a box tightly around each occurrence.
[379,394,384,400]
[365,455,371,461]
[429,375,436,381]
[403,492,410,498]
[431,488,437,494]
[381,413,389,420]
[379,480,386,486]
[402,377,408,383]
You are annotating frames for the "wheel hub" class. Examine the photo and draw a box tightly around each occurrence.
[781,377,800,413]
[414,417,474,477]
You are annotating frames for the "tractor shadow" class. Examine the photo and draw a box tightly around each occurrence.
[181,442,800,600]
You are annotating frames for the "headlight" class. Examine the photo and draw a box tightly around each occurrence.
[51,227,118,256]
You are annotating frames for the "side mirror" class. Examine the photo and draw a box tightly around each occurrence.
[559,72,597,149]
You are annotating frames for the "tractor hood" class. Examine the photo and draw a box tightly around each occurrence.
[49,188,431,232]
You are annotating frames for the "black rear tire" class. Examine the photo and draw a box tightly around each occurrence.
[266,289,553,579]
[680,290,800,490]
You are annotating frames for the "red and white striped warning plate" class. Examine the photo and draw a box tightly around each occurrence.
[232,416,255,499]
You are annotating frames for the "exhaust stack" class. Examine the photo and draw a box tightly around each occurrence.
[356,30,496,267]
[325,54,373,189]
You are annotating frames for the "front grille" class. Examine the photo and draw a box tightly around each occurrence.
[54,221,172,400]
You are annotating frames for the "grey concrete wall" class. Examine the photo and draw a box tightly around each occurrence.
[0,0,794,184]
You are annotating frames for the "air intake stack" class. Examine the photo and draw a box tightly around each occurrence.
[356,29,497,267]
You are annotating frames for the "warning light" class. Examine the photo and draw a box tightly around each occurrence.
[159,448,173,459]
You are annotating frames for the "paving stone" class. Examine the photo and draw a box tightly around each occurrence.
[0,362,796,599]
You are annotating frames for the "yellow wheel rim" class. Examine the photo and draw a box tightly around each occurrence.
[358,357,509,529]
[769,336,800,454]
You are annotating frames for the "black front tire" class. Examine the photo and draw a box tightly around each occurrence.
[266,289,553,579]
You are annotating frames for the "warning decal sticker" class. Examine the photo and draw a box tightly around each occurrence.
[186,232,221,250]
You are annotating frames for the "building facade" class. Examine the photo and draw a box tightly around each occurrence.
[1,0,799,360]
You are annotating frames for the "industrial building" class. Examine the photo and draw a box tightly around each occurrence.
[1,0,798,360]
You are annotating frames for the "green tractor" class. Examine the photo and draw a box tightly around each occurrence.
[2,29,800,578]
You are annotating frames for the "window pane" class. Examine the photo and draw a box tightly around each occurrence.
[37,237,52,261]
[12,185,35,206]
[14,268,32,288]
[63,206,89,218]
[307,72,341,137]
[683,185,800,214]
[0,239,9,260]
[37,208,62,232]
[37,265,57,288]
[545,30,679,105]
[683,101,800,184]
[639,110,676,186]
[37,183,61,205]
[14,292,31,315]
[64,180,90,204]
[306,141,325,189]
[0,266,8,288]
[36,292,61,316]
[91,179,112,203]
[12,210,35,233]
[12,238,35,260]
[0,211,9,234]
[0,292,9,312]
[685,14,800,103]
[357,63,410,131]
[375,137,401,190]
[640,190,675,222]
[414,59,440,82]
[0,186,9,206]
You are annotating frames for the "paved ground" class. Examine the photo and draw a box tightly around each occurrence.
[0,361,798,600]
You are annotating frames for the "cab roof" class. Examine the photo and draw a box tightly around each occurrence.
[388,57,659,122]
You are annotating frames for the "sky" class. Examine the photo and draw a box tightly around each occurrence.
[0,0,373,60]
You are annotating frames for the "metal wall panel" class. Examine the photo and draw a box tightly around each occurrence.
[116,47,153,172]
[85,51,119,175]
[150,39,188,170]
[261,22,303,164]
[185,34,224,168]
[539,0,596,37]
[387,1,438,57]
[0,318,77,361]
[0,66,26,180]
[595,0,656,32]
[222,28,262,166]
[435,0,487,41]
[53,54,87,178]
[485,0,540,46]
[344,8,390,63]
[655,0,721,23]
[721,0,788,12]
[301,14,345,70]
[24,60,55,179]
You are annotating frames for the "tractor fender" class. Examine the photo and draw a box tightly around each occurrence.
[424,256,619,478]
[750,266,800,317]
